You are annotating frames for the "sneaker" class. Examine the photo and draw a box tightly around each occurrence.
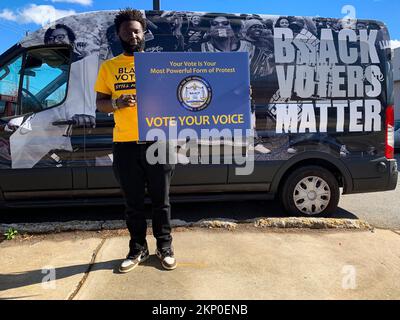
[119,248,149,273]
[155,247,177,270]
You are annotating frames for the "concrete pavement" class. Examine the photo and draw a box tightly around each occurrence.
[1,227,400,300]
[0,233,103,300]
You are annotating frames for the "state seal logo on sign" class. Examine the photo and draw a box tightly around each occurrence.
[177,76,212,112]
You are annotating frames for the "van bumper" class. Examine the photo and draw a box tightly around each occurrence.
[344,158,398,194]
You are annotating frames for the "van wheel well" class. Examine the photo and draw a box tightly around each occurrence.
[277,159,344,197]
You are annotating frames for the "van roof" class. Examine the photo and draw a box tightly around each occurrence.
[0,9,389,64]
[18,10,388,48]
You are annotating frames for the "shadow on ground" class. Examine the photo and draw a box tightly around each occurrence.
[0,255,168,297]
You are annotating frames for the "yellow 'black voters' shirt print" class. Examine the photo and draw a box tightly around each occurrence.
[95,54,138,142]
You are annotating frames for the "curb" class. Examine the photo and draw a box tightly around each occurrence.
[251,218,373,230]
[0,217,373,235]
[191,219,238,230]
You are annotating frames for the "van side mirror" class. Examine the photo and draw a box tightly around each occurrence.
[23,70,36,77]
[18,55,42,77]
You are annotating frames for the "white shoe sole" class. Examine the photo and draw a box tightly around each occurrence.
[161,261,177,270]
[156,250,177,270]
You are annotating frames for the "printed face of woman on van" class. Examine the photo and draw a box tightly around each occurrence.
[48,28,70,45]
[118,20,145,54]
[278,18,290,28]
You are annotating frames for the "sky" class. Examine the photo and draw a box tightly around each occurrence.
[0,0,400,54]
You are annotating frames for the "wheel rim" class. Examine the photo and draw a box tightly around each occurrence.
[293,176,331,215]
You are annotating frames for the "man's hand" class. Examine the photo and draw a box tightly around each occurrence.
[116,94,136,109]
[71,114,96,128]
[210,28,233,39]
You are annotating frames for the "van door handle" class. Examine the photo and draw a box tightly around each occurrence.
[52,120,75,126]
[53,115,96,128]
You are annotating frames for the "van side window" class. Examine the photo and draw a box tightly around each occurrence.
[20,47,70,114]
[0,55,22,118]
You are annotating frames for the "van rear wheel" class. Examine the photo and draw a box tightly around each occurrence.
[280,166,340,218]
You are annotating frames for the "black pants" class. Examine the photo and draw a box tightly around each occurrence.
[112,142,174,254]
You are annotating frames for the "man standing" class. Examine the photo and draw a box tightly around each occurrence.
[95,8,176,273]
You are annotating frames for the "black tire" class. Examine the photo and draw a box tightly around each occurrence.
[280,166,340,218]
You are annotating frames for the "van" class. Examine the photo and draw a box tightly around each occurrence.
[0,10,397,217]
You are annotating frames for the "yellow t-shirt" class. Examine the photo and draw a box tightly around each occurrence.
[94,54,138,142]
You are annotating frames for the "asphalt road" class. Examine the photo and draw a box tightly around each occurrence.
[337,153,400,229]
[1,154,399,229]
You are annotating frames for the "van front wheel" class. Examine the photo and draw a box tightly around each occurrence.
[280,166,340,218]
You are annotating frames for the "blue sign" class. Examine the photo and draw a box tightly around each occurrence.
[134,52,251,141]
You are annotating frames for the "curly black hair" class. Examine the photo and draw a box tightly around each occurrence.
[114,8,147,33]
[44,24,76,44]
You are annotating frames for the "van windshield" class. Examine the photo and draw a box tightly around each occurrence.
[20,47,70,114]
